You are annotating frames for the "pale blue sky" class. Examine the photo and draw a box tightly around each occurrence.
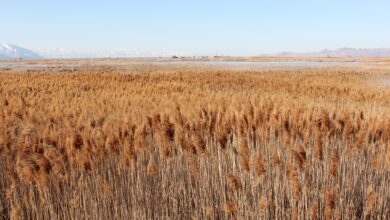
[1,0,390,55]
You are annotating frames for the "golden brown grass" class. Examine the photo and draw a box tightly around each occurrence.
[1,63,390,219]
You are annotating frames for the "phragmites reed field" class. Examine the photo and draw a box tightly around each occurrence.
[1,62,390,219]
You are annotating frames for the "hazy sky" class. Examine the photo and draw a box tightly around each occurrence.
[1,0,390,55]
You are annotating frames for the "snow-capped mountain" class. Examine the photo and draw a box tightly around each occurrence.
[1,44,188,58]
[0,43,42,59]
[32,48,191,58]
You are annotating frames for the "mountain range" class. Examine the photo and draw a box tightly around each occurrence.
[0,43,188,59]
[32,48,190,58]
[276,47,390,57]
[2,43,390,59]
[0,43,41,59]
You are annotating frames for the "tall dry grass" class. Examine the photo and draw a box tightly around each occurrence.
[1,64,390,219]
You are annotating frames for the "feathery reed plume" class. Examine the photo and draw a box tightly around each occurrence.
[343,119,354,141]
[72,132,84,150]
[303,128,311,148]
[258,196,267,213]
[105,134,118,153]
[186,155,200,177]
[123,138,137,167]
[223,200,238,216]
[254,151,266,176]
[97,176,113,197]
[239,135,250,172]
[325,186,339,220]
[16,156,40,184]
[303,179,311,196]
[147,157,157,176]
[314,128,324,161]
[334,211,341,220]
[216,126,230,150]
[0,128,6,153]
[310,202,318,220]
[173,105,185,127]
[261,126,270,145]
[292,207,298,220]
[287,163,301,201]
[364,185,378,216]
[70,195,79,209]
[43,145,65,177]
[268,195,275,215]
[10,203,22,220]
[238,115,248,137]
[292,144,306,171]
[355,128,367,149]
[328,152,340,178]
[372,148,383,169]
[226,174,243,192]
[321,110,331,131]
[158,115,175,158]
[205,206,213,217]
[271,145,281,167]
[179,132,197,154]
[193,131,207,154]
[386,142,390,171]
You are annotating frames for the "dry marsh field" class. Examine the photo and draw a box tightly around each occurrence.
[1,63,390,219]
